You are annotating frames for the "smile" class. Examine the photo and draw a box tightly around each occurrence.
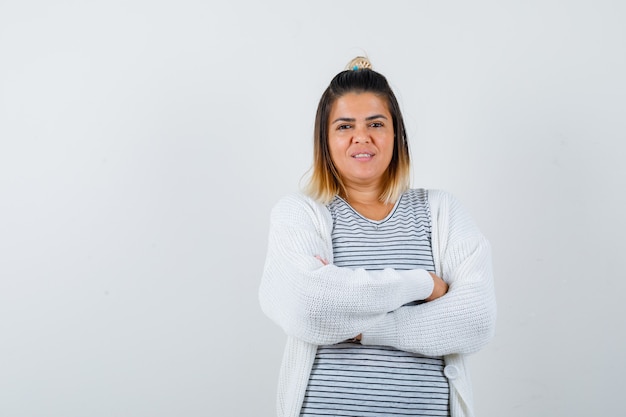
[352,153,374,158]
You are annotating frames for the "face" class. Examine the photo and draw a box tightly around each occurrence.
[327,92,395,191]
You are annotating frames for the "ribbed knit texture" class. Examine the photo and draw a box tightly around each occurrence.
[259,189,496,417]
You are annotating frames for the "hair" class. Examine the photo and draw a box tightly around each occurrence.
[305,57,411,204]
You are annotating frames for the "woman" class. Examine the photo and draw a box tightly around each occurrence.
[259,57,496,417]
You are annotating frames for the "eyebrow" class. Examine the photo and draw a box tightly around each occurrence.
[331,114,389,124]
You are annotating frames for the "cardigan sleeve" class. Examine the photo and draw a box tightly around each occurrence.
[259,193,434,346]
[360,191,497,356]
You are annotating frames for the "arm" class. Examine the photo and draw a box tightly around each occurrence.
[258,194,435,345]
[360,191,497,356]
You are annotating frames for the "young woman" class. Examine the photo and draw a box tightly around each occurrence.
[259,57,496,417]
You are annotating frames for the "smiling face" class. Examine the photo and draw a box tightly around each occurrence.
[328,92,395,192]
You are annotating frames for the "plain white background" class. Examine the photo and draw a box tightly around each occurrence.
[1,1,625,416]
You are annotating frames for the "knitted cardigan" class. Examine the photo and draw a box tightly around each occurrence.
[259,189,496,417]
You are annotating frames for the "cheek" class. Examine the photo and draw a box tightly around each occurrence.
[328,137,346,156]
[383,137,395,156]
[327,142,342,167]
[327,140,337,158]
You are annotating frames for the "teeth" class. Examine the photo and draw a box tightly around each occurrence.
[354,153,372,158]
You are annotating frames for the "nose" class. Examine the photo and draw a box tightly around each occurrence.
[352,125,370,143]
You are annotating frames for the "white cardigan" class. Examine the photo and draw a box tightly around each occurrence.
[259,190,496,417]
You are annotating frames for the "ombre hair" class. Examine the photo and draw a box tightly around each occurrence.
[305,57,411,204]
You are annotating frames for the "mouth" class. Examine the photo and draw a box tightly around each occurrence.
[352,152,374,159]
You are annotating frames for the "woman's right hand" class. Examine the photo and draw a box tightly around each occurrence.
[315,255,329,266]
[425,272,448,302]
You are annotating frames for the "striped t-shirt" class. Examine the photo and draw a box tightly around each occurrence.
[300,189,450,417]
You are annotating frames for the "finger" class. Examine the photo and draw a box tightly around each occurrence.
[315,255,329,265]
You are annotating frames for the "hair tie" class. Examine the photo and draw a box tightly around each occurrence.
[345,56,372,71]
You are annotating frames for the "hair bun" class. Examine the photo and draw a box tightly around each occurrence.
[345,56,372,71]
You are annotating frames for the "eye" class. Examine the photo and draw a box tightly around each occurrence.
[370,121,384,128]
[337,124,352,130]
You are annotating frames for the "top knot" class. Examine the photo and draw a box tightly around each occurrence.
[345,56,372,71]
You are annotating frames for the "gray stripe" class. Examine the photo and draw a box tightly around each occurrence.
[301,190,449,417]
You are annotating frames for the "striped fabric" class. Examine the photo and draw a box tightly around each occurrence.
[329,190,435,271]
[300,189,450,417]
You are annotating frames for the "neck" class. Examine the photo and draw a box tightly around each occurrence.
[340,183,397,221]
[342,185,383,205]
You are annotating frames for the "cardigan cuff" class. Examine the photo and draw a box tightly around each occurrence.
[394,268,434,302]
[361,269,432,348]
[360,312,398,347]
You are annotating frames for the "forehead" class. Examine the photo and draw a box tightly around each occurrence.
[330,92,391,119]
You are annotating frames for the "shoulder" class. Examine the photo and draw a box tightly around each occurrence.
[403,188,454,201]
[422,188,454,206]
[419,189,465,214]
[270,192,332,229]
[423,189,483,241]
[271,192,325,216]
[401,188,456,211]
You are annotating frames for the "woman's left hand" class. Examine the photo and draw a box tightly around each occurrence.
[425,272,448,302]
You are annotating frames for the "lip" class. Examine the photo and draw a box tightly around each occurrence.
[351,150,376,159]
